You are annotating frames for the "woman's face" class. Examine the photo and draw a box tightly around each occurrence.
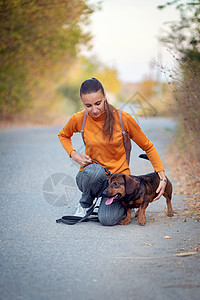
[81,90,106,118]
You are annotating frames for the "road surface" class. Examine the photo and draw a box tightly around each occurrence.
[0,116,199,300]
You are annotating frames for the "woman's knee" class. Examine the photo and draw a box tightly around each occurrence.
[98,198,126,226]
[76,164,108,193]
[76,164,108,208]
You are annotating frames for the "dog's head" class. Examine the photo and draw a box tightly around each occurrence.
[102,173,140,205]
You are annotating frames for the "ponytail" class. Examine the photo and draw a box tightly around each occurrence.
[103,99,115,141]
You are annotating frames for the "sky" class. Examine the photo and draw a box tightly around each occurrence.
[83,0,180,83]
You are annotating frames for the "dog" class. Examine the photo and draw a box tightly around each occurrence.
[102,172,174,226]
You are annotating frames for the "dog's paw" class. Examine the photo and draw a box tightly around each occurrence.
[138,221,146,226]
[167,211,174,217]
[138,216,147,226]
[121,218,130,225]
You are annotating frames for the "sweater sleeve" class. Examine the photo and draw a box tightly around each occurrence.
[122,111,164,172]
[58,111,84,156]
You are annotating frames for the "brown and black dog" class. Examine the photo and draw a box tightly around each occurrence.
[102,172,174,226]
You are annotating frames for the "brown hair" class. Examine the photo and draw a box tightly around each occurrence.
[80,78,115,140]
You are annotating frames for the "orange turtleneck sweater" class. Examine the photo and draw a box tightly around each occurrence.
[58,109,164,175]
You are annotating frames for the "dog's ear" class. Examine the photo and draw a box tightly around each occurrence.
[109,173,117,184]
[123,175,140,194]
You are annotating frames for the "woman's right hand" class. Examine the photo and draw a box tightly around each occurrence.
[70,150,92,167]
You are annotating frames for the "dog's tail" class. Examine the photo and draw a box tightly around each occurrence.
[139,154,149,160]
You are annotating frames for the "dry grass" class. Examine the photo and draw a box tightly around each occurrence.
[166,142,200,221]
[164,61,200,220]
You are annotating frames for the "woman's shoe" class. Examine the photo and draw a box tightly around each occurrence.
[73,204,87,217]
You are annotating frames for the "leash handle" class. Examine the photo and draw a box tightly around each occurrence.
[56,198,100,225]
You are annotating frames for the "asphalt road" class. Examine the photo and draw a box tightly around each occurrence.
[0,116,200,300]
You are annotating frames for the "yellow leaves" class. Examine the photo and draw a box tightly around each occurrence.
[95,68,121,94]
[138,79,157,99]
[164,236,172,239]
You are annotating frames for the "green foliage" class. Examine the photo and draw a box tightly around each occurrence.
[0,0,97,117]
[59,82,81,112]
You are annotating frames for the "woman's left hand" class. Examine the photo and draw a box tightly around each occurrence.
[153,171,167,201]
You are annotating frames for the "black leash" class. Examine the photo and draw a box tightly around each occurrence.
[56,198,100,225]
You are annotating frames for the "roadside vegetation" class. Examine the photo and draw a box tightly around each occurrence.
[0,0,120,124]
[158,0,200,219]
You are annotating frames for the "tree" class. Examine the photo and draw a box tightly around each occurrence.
[158,1,200,64]
[158,0,200,170]
[0,0,99,118]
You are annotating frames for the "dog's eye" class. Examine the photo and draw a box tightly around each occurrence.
[113,182,119,186]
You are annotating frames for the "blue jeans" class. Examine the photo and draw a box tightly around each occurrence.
[76,164,126,226]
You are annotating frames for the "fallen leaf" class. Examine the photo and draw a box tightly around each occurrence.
[182,217,187,222]
[175,252,197,257]
[177,262,183,265]
[176,248,185,251]
[144,243,152,246]
[168,224,172,226]
[164,236,172,239]
[195,245,200,252]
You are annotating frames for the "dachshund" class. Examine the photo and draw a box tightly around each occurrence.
[102,172,174,226]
